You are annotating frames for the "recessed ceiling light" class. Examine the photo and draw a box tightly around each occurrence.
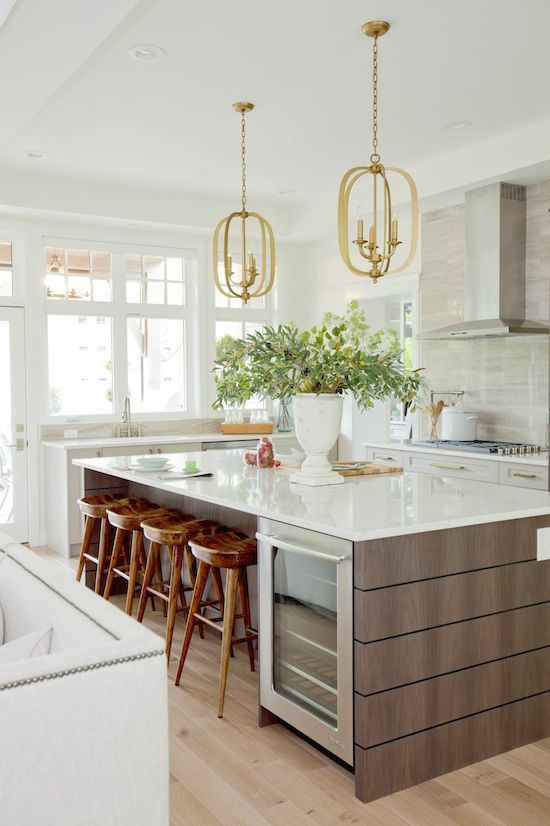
[444,120,472,131]
[128,44,166,62]
[278,187,296,195]
[23,149,48,159]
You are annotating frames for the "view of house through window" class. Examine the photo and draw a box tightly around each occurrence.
[45,247,112,301]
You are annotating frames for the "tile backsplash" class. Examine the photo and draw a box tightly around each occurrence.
[420,183,549,446]
[40,417,223,441]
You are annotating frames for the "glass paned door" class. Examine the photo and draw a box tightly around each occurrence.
[272,546,338,727]
[0,307,28,540]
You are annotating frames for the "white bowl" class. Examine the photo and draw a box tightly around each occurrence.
[135,456,170,470]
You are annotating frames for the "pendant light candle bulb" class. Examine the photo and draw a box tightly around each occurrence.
[391,211,399,243]
[368,222,376,246]
[356,206,364,242]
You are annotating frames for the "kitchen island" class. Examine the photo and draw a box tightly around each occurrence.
[74,449,550,802]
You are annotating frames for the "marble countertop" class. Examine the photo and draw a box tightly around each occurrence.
[363,440,549,467]
[73,449,550,542]
[44,432,295,450]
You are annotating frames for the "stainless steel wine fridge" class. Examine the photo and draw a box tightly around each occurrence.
[257,518,353,766]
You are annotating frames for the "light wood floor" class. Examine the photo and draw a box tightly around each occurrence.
[33,546,550,825]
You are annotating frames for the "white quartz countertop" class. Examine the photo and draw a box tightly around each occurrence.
[44,432,295,450]
[73,449,550,542]
[363,440,549,467]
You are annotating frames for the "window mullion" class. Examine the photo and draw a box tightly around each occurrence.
[111,252,128,416]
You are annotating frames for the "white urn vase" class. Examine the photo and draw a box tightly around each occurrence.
[290,393,344,486]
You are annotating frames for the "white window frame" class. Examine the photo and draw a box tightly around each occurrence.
[43,236,200,423]
[0,230,26,308]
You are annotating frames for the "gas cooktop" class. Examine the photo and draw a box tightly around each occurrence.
[412,439,542,455]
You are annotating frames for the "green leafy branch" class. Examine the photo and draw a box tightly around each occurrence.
[213,300,423,411]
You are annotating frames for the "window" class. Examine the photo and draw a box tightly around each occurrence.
[47,315,113,416]
[215,320,264,350]
[44,240,195,420]
[45,247,112,301]
[126,255,185,305]
[127,317,186,412]
[389,299,414,423]
[215,322,268,411]
[213,252,276,412]
[0,242,13,297]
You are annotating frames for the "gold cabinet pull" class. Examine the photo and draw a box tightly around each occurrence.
[511,471,537,479]
[430,463,466,471]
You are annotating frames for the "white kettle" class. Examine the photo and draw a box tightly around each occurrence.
[440,406,479,441]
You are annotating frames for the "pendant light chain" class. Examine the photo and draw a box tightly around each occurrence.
[241,110,247,214]
[371,35,380,163]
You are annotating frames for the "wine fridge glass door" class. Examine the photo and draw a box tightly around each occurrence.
[258,519,353,766]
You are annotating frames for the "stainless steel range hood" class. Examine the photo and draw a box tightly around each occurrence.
[422,182,549,339]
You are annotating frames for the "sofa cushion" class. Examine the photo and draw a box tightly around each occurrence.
[0,627,52,665]
[0,599,3,644]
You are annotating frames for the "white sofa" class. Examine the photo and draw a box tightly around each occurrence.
[0,532,169,826]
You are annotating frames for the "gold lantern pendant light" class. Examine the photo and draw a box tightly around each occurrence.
[338,21,419,283]
[213,102,276,304]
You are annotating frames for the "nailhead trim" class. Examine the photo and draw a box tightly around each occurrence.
[0,649,164,692]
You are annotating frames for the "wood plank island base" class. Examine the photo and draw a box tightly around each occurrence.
[73,449,550,804]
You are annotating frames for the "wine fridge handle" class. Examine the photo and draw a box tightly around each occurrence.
[255,533,347,564]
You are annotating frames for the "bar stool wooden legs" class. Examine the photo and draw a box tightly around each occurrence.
[76,494,132,593]
[175,531,258,717]
[103,501,175,615]
[138,513,226,660]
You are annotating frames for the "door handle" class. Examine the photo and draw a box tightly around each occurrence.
[256,532,347,564]
[1,441,25,451]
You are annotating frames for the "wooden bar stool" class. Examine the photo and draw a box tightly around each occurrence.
[138,513,227,661]
[175,530,258,718]
[76,494,134,593]
[103,501,175,615]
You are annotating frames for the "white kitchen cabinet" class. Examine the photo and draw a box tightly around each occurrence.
[365,447,404,468]
[102,442,201,457]
[403,451,499,483]
[498,462,548,490]
[42,440,202,557]
[363,441,547,489]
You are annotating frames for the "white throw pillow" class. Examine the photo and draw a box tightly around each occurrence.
[0,627,52,665]
[0,601,3,644]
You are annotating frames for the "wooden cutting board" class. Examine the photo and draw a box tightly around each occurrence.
[220,422,274,434]
[333,461,403,477]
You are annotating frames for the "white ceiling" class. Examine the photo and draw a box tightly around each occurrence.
[2,0,550,219]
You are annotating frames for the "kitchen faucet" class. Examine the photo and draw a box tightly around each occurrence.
[121,394,132,437]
